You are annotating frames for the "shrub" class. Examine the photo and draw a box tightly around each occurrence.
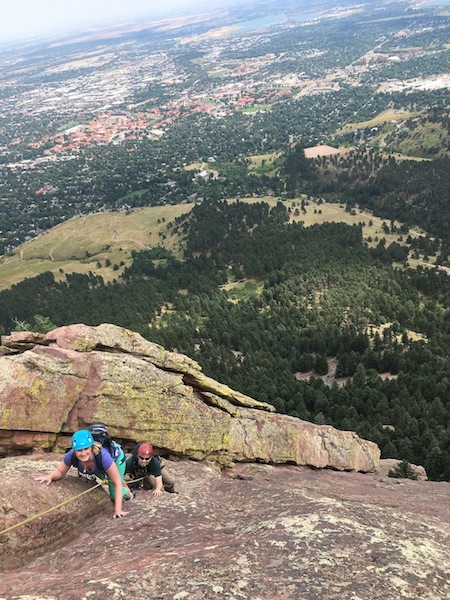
[388,459,418,480]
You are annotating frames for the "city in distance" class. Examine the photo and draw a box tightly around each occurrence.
[0,0,448,260]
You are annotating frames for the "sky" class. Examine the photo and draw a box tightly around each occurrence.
[0,0,236,43]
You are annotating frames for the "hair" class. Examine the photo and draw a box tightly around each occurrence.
[93,441,102,455]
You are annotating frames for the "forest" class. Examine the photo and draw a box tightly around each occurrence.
[1,198,450,481]
[0,1,449,481]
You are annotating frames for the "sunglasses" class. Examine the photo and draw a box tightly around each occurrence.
[138,456,151,461]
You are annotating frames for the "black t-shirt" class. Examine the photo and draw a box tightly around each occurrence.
[125,455,162,478]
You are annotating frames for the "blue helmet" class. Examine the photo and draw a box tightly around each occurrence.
[72,429,94,450]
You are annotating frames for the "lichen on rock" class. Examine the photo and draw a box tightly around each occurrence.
[1,324,380,471]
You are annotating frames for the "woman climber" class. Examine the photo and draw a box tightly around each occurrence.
[35,428,133,518]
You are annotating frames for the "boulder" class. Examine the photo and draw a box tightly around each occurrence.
[0,324,380,471]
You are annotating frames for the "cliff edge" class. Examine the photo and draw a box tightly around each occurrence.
[0,323,379,471]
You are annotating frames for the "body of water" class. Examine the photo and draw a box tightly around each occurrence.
[238,11,320,33]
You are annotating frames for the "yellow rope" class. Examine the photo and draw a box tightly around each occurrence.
[127,476,144,484]
[0,475,145,537]
[0,481,103,536]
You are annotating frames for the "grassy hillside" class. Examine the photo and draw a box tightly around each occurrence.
[336,109,416,135]
[0,196,427,291]
[0,205,193,290]
[336,108,450,160]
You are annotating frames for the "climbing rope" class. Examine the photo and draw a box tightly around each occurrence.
[0,475,145,537]
[0,481,103,536]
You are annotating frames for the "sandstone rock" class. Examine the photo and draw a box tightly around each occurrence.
[1,330,47,350]
[0,324,380,471]
[377,458,428,481]
[0,455,111,573]
[0,456,449,599]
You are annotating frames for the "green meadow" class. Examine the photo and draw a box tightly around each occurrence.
[0,195,425,291]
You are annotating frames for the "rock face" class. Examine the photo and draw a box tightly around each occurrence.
[0,323,379,472]
[1,325,446,599]
[1,456,449,599]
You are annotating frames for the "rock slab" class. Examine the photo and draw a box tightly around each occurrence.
[0,457,449,599]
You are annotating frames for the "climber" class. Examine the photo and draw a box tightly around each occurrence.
[34,429,134,518]
[125,442,176,495]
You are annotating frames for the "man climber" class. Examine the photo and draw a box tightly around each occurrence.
[125,442,176,495]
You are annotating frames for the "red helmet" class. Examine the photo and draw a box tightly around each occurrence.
[138,443,153,458]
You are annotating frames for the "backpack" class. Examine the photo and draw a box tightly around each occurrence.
[89,423,122,460]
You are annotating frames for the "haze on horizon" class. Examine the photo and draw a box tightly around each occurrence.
[0,0,241,44]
